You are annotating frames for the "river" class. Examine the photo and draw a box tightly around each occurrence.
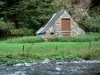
[0,60,100,75]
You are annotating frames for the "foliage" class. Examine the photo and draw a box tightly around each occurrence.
[16,0,55,32]
[0,18,10,30]
[0,0,100,36]
[80,4,100,32]
[0,0,55,36]
[0,19,7,30]
[83,48,100,60]
[91,0,100,7]
[49,33,100,42]
[0,0,19,19]
[5,36,44,43]
[54,0,81,12]
[0,18,15,37]
[80,11,100,32]
[10,28,33,36]
[54,0,91,22]
[89,5,100,16]
[0,18,33,37]
[50,54,81,61]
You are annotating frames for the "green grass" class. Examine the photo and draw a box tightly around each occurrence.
[4,36,44,43]
[1,33,100,44]
[0,42,95,54]
[0,41,100,64]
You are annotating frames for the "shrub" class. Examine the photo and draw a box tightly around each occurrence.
[83,48,100,60]
[49,54,82,61]
[5,36,44,43]
[0,18,15,37]
[80,12,100,32]
[0,18,9,30]
[49,33,100,42]
[10,28,33,36]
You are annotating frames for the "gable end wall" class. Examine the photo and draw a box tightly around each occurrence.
[46,11,85,37]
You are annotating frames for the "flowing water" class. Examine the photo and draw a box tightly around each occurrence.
[0,60,100,75]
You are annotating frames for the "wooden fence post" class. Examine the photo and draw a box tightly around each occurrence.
[89,41,92,50]
[23,45,25,54]
[55,46,58,51]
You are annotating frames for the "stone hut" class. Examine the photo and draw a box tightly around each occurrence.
[36,10,85,38]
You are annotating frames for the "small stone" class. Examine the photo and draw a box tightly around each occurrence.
[56,67,61,71]
[14,63,22,66]
[24,63,31,66]
[42,58,50,64]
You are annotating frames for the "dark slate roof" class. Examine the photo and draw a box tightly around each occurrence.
[36,10,65,34]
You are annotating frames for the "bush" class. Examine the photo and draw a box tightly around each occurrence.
[83,48,100,60]
[80,11,100,32]
[0,18,8,30]
[0,18,34,37]
[5,36,44,43]
[10,28,33,36]
[49,54,82,61]
[49,33,100,42]
[0,18,14,37]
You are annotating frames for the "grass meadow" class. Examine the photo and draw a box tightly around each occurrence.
[0,34,100,64]
[0,41,100,64]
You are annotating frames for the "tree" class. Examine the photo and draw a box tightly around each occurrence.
[16,0,56,32]
[0,18,14,37]
[0,0,19,20]
[80,12,100,32]
[0,0,35,37]
[0,0,56,36]
[91,0,100,6]
[54,0,91,22]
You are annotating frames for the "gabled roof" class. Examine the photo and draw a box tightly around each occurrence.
[36,10,68,34]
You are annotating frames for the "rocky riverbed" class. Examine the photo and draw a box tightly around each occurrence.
[0,59,100,75]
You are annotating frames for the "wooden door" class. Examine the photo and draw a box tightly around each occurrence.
[61,18,71,36]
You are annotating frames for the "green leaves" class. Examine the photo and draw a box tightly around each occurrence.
[0,0,55,37]
[10,28,33,36]
[81,12,100,32]
[0,19,8,30]
[17,0,55,31]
